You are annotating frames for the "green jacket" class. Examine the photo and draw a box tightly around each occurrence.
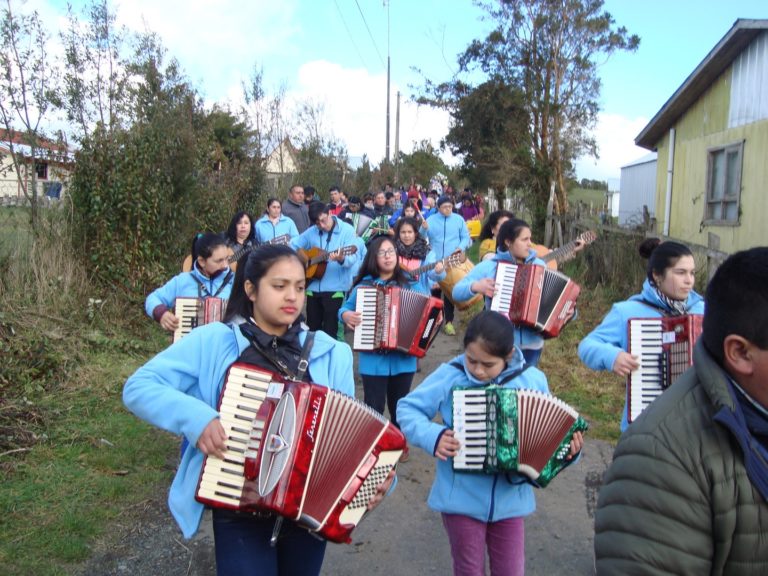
[595,340,768,575]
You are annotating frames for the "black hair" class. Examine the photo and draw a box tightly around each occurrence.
[303,185,316,196]
[265,197,281,213]
[308,200,330,224]
[464,310,516,359]
[702,247,768,365]
[191,232,228,262]
[363,192,374,202]
[224,244,304,323]
[394,217,420,238]
[479,210,516,242]
[385,191,394,200]
[348,195,361,205]
[329,185,340,194]
[638,238,694,285]
[496,218,530,254]
[352,235,409,287]
[225,211,255,244]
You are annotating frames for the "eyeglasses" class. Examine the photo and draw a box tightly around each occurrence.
[377,249,396,257]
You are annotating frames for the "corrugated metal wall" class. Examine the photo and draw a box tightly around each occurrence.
[729,30,768,127]
[619,160,657,227]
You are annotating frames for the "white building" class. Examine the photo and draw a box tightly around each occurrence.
[618,152,658,227]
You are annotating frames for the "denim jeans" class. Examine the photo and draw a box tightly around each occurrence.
[211,509,327,576]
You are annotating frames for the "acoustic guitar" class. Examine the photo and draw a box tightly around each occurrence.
[535,230,597,270]
[401,249,467,279]
[299,245,358,281]
[181,234,291,273]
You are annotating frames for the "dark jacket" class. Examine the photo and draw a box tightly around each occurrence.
[281,198,310,234]
[595,340,768,575]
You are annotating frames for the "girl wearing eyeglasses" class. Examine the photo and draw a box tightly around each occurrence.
[339,236,433,461]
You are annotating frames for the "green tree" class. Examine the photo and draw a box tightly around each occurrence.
[0,0,62,227]
[396,140,449,190]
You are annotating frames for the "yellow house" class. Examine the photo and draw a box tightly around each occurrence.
[635,19,768,253]
[264,138,299,194]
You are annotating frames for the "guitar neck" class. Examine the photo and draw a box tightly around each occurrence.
[542,239,581,265]
[407,254,456,276]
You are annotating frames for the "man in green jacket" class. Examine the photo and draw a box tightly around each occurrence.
[595,247,768,575]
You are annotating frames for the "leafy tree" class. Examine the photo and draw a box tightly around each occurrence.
[0,0,62,227]
[417,0,638,234]
[396,140,449,190]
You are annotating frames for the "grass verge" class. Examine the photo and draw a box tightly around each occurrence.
[0,328,177,576]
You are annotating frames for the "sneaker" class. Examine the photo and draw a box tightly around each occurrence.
[444,322,456,336]
[400,446,410,463]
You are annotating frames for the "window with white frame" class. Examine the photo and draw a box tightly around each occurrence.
[705,141,743,224]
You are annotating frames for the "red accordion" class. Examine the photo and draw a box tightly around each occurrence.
[489,262,580,338]
[173,297,227,343]
[195,364,404,543]
[627,314,703,423]
[352,285,443,358]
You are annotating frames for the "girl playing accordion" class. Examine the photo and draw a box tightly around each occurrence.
[125,245,391,576]
[578,238,705,432]
[397,311,583,576]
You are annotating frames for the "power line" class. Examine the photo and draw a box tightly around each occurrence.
[334,0,369,69]
[353,0,386,69]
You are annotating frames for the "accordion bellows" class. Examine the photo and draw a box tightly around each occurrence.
[452,386,588,487]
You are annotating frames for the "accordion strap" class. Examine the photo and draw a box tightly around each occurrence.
[240,323,315,382]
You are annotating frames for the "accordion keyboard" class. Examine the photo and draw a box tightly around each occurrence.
[353,287,380,350]
[452,389,490,470]
[628,319,665,422]
[173,297,201,343]
[196,365,271,509]
[490,262,518,314]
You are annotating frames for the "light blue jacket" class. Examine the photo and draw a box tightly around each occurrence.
[425,212,472,260]
[144,264,234,319]
[397,349,549,521]
[577,278,705,431]
[452,249,547,353]
[254,214,299,243]
[339,275,432,375]
[290,217,361,293]
[122,321,354,538]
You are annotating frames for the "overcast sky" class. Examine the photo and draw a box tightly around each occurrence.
[29,0,768,181]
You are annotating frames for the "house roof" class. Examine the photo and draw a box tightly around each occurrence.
[621,152,658,169]
[635,19,768,150]
[0,128,75,164]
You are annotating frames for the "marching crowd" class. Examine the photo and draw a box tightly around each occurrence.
[126,182,768,576]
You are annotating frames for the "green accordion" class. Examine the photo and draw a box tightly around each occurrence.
[451,386,588,487]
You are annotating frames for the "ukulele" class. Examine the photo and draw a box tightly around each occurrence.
[535,230,597,270]
[181,234,291,273]
[401,249,466,279]
[299,245,358,281]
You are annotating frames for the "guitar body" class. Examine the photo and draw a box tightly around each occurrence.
[299,245,358,281]
[300,247,328,280]
[534,244,557,270]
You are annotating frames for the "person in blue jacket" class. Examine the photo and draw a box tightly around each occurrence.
[397,311,583,576]
[578,238,705,432]
[254,197,299,244]
[339,236,435,459]
[291,201,361,339]
[124,244,390,576]
[425,195,472,335]
[452,219,553,366]
[145,232,234,333]
[394,217,445,292]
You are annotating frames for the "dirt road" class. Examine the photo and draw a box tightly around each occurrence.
[76,329,612,575]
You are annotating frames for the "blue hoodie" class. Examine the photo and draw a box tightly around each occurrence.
[397,348,548,521]
[452,248,548,354]
[290,217,361,293]
[144,264,234,320]
[254,214,299,244]
[425,212,472,260]
[339,275,435,376]
[122,321,354,538]
[578,278,705,431]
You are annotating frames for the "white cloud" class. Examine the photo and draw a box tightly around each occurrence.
[575,113,651,181]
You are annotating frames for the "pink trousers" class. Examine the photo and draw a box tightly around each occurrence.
[441,513,525,576]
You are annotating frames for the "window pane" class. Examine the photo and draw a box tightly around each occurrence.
[708,202,722,220]
[710,151,724,200]
[725,150,740,197]
[725,201,738,221]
